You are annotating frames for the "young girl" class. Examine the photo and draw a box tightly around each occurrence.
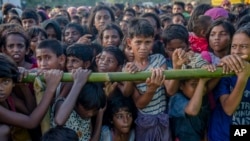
[87,5,115,40]
[204,20,235,65]
[99,23,123,48]
[41,19,62,41]
[0,53,63,141]
[208,23,250,141]
[53,69,106,141]
[1,31,36,69]
[26,26,48,58]
[100,93,137,141]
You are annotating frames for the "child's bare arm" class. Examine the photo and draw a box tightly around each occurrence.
[0,70,63,129]
[54,69,91,126]
[219,55,250,116]
[132,69,164,109]
[165,49,189,95]
[185,79,208,116]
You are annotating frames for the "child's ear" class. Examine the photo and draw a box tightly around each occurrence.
[59,54,66,67]
[200,30,206,37]
[179,83,184,91]
[126,38,132,47]
[83,61,91,69]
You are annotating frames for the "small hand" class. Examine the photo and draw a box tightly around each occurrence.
[44,69,63,88]
[77,34,93,44]
[172,48,189,69]
[71,68,92,86]
[124,62,141,73]
[146,68,165,90]
[18,67,29,82]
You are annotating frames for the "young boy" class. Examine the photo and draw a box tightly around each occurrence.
[21,9,39,30]
[34,39,66,134]
[41,126,79,141]
[124,18,176,141]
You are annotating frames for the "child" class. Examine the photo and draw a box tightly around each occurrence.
[1,31,36,69]
[208,24,250,141]
[63,23,86,46]
[26,26,48,58]
[189,15,212,53]
[125,18,174,141]
[34,39,66,134]
[169,72,213,141]
[87,5,115,39]
[100,92,137,141]
[41,19,62,41]
[0,53,63,141]
[172,13,186,26]
[99,23,123,48]
[21,9,39,30]
[53,69,106,141]
[66,43,94,72]
[41,126,79,141]
[205,20,235,64]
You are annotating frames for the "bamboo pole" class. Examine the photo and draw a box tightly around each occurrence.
[21,68,236,83]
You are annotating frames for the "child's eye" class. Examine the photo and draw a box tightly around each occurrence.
[2,79,11,85]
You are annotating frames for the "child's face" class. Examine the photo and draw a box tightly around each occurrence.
[102,29,121,47]
[112,108,133,134]
[94,9,112,32]
[172,5,183,14]
[64,27,81,46]
[0,78,14,102]
[46,26,57,40]
[81,17,88,26]
[165,39,188,59]
[30,32,46,53]
[97,51,119,72]
[124,46,134,62]
[180,79,199,99]
[36,48,64,70]
[231,33,250,61]
[172,15,185,26]
[3,34,28,65]
[22,18,37,30]
[127,36,154,60]
[66,56,85,72]
[209,25,231,53]
[75,104,98,119]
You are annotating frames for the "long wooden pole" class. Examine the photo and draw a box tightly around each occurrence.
[21,68,235,83]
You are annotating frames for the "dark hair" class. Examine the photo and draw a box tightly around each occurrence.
[187,4,212,32]
[102,46,125,66]
[41,19,62,41]
[63,23,86,37]
[88,5,115,34]
[104,91,137,128]
[26,26,48,39]
[238,8,250,20]
[37,39,64,56]
[140,12,161,29]
[172,13,186,25]
[0,53,19,82]
[8,8,18,16]
[127,18,154,38]
[0,31,30,50]
[235,23,250,37]
[8,15,22,25]
[59,9,71,21]
[161,24,189,46]
[206,20,235,50]
[71,15,81,23]
[41,126,78,141]
[99,23,123,46]
[173,1,185,10]
[21,9,39,24]
[77,83,106,110]
[37,10,49,23]
[66,43,94,62]
[124,7,136,17]
[54,16,70,27]
[193,15,212,37]
[236,14,250,29]
[2,3,15,15]
[160,15,172,27]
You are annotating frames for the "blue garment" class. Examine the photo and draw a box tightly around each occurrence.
[208,76,250,141]
[169,92,209,141]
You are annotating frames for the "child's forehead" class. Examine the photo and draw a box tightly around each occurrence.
[130,35,154,40]
[36,48,56,55]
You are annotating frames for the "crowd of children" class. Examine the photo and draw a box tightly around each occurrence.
[0,0,250,141]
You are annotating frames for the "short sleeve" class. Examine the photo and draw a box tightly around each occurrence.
[168,93,189,118]
[213,77,231,102]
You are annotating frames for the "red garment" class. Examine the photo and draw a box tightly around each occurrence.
[7,96,16,111]
[189,33,208,53]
